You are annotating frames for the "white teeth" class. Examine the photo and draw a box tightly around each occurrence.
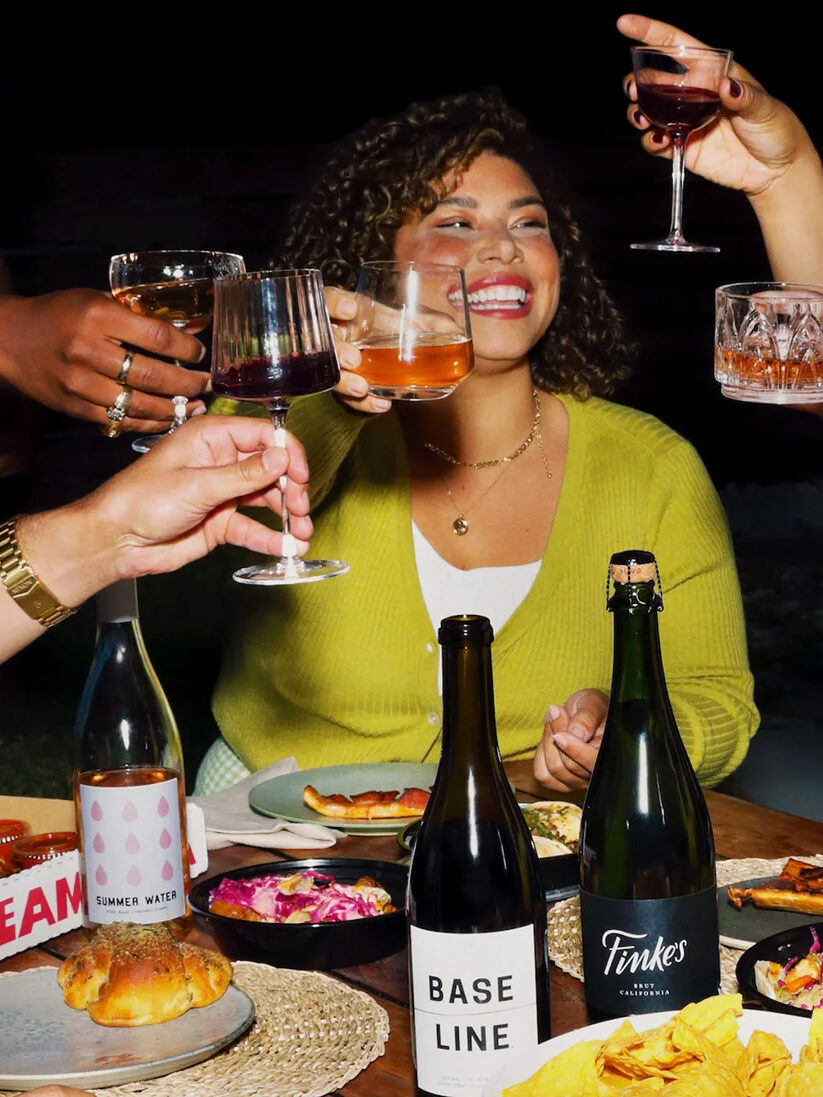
[449,285,528,308]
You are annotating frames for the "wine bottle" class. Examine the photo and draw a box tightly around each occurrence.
[579,550,719,1018]
[407,615,550,1097]
[73,578,190,935]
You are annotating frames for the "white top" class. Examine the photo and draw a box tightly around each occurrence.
[412,521,542,642]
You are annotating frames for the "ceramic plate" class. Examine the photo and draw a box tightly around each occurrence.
[717,875,823,949]
[0,967,255,1090]
[483,1008,812,1097]
[248,762,438,834]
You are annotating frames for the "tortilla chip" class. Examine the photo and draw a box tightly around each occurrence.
[503,1040,602,1097]
[773,1062,823,1096]
[734,1029,791,1096]
[800,1007,823,1063]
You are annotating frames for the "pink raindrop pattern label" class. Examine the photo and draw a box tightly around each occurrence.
[79,777,185,925]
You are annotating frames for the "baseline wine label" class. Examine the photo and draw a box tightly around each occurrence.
[79,778,185,923]
[410,924,539,1097]
[580,887,719,1015]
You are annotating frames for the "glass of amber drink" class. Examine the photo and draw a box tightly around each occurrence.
[351,261,473,400]
[715,282,823,403]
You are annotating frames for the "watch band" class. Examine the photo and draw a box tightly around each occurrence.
[0,516,76,628]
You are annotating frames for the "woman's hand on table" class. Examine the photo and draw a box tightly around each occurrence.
[533,689,608,791]
[0,289,209,431]
[618,13,819,199]
[325,287,392,416]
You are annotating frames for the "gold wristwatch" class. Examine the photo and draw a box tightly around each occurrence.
[0,516,76,628]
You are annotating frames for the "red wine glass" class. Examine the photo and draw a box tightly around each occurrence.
[630,44,732,253]
[110,250,245,453]
[211,269,349,585]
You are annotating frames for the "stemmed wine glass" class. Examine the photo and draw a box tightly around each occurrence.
[211,269,349,585]
[350,261,473,400]
[109,249,246,453]
[630,44,732,253]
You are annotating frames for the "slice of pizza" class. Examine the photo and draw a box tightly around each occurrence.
[303,784,430,819]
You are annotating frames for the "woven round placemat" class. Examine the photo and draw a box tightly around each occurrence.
[2,961,389,1097]
[548,854,823,994]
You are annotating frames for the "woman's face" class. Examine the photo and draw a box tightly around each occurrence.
[393,152,560,370]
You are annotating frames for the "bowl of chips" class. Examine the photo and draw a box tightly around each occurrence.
[485,993,822,1096]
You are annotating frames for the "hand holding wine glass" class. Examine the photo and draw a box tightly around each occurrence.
[211,268,348,585]
[629,42,732,252]
[619,15,819,199]
[110,250,245,452]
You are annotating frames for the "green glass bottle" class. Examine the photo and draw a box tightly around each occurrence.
[579,550,719,1018]
[407,615,550,1097]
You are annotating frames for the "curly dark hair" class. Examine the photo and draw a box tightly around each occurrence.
[279,89,632,399]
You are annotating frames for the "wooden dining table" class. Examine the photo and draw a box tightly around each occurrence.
[5,760,823,1096]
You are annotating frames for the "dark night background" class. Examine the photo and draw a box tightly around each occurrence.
[1,8,821,812]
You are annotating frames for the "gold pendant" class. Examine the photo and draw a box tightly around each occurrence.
[453,517,469,535]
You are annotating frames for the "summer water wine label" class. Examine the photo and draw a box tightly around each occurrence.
[579,550,720,1017]
[79,777,185,922]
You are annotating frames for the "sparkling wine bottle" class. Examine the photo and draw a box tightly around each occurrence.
[73,578,190,934]
[579,550,719,1018]
[407,615,550,1097]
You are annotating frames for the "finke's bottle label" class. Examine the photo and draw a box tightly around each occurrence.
[580,886,719,1015]
[410,924,539,1097]
[80,778,186,923]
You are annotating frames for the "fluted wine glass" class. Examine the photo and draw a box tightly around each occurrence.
[630,44,732,252]
[211,269,349,585]
[110,249,245,453]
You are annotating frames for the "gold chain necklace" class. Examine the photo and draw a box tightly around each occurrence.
[424,388,546,469]
[433,389,553,536]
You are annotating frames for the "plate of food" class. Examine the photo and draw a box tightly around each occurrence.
[0,926,254,1090]
[737,922,823,1017]
[483,993,817,1097]
[719,857,823,949]
[248,762,437,834]
[398,800,581,900]
[190,857,408,969]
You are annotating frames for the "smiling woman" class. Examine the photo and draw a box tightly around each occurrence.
[202,82,762,797]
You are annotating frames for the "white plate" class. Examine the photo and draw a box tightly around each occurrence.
[0,967,255,1090]
[483,1007,811,1097]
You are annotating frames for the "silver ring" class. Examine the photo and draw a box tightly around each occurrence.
[105,385,133,423]
[117,350,134,385]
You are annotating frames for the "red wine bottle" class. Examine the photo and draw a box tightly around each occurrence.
[407,615,550,1097]
[579,551,719,1018]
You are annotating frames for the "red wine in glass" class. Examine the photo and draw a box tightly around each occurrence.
[630,44,732,253]
[211,350,339,403]
[635,84,720,139]
[211,269,348,586]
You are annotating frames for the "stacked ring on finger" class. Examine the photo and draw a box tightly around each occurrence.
[116,350,134,385]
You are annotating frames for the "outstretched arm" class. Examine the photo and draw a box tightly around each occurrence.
[619,13,823,283]
[0,416,311,662]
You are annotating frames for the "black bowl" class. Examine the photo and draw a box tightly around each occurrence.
[190,858,408,970]
[397,820,579,902]
[736,921,823,1016]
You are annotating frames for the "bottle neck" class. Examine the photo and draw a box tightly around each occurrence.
[609,591,671,715]
[440,639,500,773]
